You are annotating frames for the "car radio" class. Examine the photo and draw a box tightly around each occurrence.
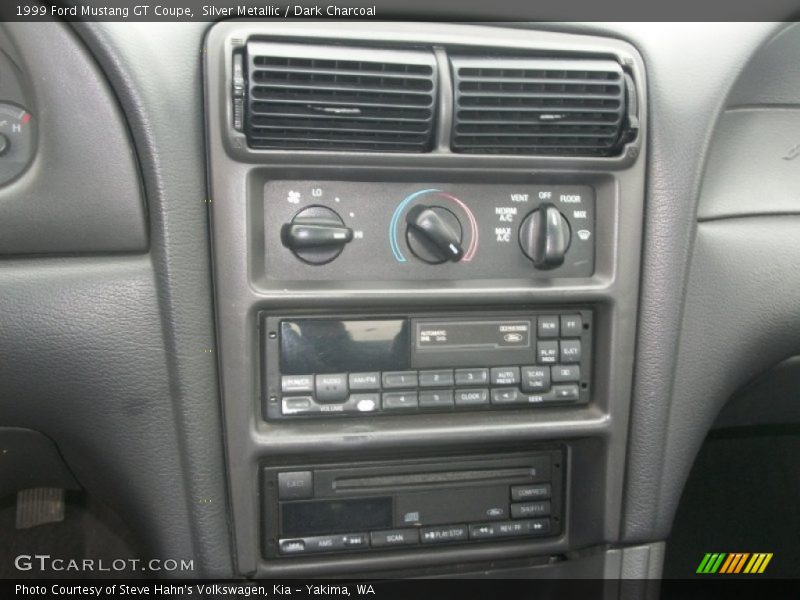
[262,450,564,559]
[262,310,592,420]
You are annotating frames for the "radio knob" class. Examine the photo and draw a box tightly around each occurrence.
[281,205,353,265]
[405,205,464,264]
[518,203,571,269]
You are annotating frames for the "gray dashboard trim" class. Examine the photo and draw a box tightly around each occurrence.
[657,216,800,533]
[0,23,148,255]
[591,22,787,542]
[71,22,234,576]
[488,20,793,546]
[206,21,646,576]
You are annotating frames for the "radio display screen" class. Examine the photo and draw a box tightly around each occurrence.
[280,318,410,374]
[281,497,393,536]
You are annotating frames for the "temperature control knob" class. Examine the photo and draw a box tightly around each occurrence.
[281,205,353,265]
[405,205,464,264]
[519,203,571,269]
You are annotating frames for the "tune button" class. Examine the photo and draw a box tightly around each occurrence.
[521,366,551,392]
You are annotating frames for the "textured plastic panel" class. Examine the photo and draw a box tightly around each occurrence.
[69,21,233,576]
[698,22,800,221]
[0,23,147,255]
[699,110,800,220]
[657,217,800,535]
[727,22,800,107]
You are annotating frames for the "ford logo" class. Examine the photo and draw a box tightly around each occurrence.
[504,333,523,343]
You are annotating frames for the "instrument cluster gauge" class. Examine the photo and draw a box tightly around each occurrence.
[0,102,35,186]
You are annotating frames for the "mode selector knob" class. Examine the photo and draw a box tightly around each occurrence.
[405,205,464,264]
[281,205,353,265]
[519,203,571,269]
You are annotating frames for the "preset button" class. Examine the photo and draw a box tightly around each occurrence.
[419,390,454,408]
[382,371,419,389]
[419,369,455,387]
[454,368,489,385]
[382,391,418,410]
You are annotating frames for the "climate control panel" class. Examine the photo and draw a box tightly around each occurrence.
[262,181,595,281]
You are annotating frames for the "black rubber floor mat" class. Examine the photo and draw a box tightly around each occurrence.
[663,427,800,579]
[0,491,140,578]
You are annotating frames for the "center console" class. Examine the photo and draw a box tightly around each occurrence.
[205,22,646,578]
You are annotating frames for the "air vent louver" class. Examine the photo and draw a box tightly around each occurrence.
[245,42,437,152]
[451,57,630,156]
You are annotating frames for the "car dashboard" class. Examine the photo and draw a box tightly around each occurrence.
[1,16,799,586]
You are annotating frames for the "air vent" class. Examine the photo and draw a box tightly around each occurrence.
[450,57,631,156]
[245,42,437,152]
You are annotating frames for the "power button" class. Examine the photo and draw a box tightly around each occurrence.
[277,471,313,500]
